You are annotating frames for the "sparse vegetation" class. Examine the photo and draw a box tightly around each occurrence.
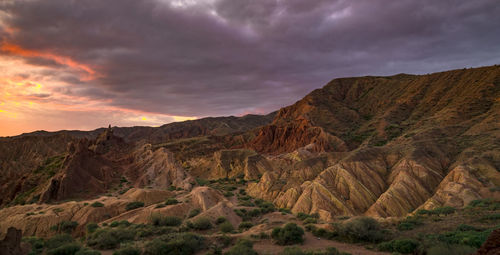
[126,201,145,211]
[112,246,141,255]
[143,232,205,255]
[191,217,212,230]
[397,216,423,231]
[377,239,419,254]
[90,201,104,207]
[271,223,305,245]
[164,198,179,205]
[51,221,78,234]
[188,208,201,218]
[334,217,386,243]
[238,221,253,230]
[224,239,258,255]
[219,221,234,233]
[150,214,183,227]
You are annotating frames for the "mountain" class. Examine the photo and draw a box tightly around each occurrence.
[0,113,274,206]
[0,65,499,245]
[245,65,500,218]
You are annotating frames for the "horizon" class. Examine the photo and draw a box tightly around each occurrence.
[1,63,498,138]
[1,0,500,136]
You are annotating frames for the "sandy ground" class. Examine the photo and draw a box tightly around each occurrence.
[253,232,389,255]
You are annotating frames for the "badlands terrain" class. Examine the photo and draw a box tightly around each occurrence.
[1,65,500,254]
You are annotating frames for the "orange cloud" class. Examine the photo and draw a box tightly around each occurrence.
[0,43,96,78]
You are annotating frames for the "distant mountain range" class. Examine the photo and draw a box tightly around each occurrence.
[1,65,499,237]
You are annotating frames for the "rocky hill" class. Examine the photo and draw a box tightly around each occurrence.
[0,65,499,243]
[243,65,500,218]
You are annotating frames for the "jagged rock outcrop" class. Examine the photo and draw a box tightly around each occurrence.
[1,65,500,226]
[128,144,194,190]
[0,227,24,255]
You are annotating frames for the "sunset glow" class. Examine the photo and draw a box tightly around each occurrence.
[1,0,499,137]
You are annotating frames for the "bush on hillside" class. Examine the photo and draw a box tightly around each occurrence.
[90,202,104,207]
[143,232,205,255]
[45,234,74,250]
[219,221,234,233]
[51,221,78,234]
[126,201,145,211]
[334,217,385,243]
[47,243,81,255]
[112,246,141,255]
[165,198,179,205]
[150,214,182,227]
[238,221,253,230]
[75,248,101,255]
[192,217,212,230]
[271,223,305,245]
[377,239,419,254]
[224,239,258,255]
[216,217,228,224]
[87,228,136,249]
[188,208,201,218]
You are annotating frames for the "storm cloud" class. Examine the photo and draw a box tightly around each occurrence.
[1,0,500,129]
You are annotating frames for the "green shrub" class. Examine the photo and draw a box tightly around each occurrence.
[51,221,78,234]
[86,223,99,234]
[305,224,317,232]
[479,213,500,222]
[196,178,209,186]
[416,209,431,215]
[47,243,81,255]
[192,217,212,230]
[334,217,385,243]
[271,223,304,245]
[296,212,318,221]
[431,206,456,215]
[165,198,179,205]
[188,209,201,218]
[136,225,176,238]
[257,201,276,213]
[303,218,318,224]
[87,228,136,249]
[126,201,145,211]
[143,233,205,255]
[429,229,492,248]
[75,248,101,255]
[109,221,131,228]
[467,198,500,210]
[279,247,347,255]
[216,234,234,247]
[91,202,104,207]
[220,221,234,233]
[280,247,305,255]
[22,236,44,254]
[426,243,477,255]
[248,208,261,217]
[378,239,419,254]
[150,214,183,227]
[279,208,291,214]
[216,217,228,224]
[238,221,253,230]
[224,239,258,255]
[456,224,479,231]
[113,247,141,255]
[45,234,74,250]
[397,216,423,231]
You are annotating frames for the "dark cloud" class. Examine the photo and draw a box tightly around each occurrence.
[1,0,500,117]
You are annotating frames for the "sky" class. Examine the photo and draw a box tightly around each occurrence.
[1,0,500,136]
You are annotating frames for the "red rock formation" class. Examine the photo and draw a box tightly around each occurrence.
[474,228,500,255]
